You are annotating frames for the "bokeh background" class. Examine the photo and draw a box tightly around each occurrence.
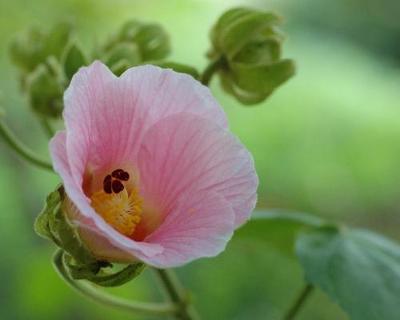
[1,0,400,319]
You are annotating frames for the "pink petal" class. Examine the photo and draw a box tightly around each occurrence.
[50,132,163,261]
[145,192,235,267]
[138,113,258,230]
[63,61,227,177]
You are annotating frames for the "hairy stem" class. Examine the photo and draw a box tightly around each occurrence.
[0,119,53,171]
[155,269,201,320]
[53,250,177,316]
[283,283,314,320]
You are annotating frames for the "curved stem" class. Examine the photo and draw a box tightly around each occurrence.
[283,283,314,320]
[53,250,177,316]
[200,56,224,86]
[0,119,53,171]
[39,117,55,138]
[155,269,200,320]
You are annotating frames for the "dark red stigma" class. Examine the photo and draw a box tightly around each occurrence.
[103,175,112,194]
[112,169,130,181]
[112,180,124,193]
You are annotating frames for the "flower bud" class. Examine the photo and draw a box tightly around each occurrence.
[208,7,295,105]
[9,22,72,76]
[100,20,171,74]
[27,64,64,118]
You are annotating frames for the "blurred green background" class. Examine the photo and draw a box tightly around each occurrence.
[1,0,400,319]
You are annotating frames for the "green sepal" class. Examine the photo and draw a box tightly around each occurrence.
[27,64,64,118]
[9,22,72,75]
[43,22,73,61]
[34,186,62,243]
[64,254,145,287]
[62,41,88,80]
[220,72,268,105]
[36,186,146,287]
[104,42,141,69]
[103,20,170,64]
[130,24,170,61]
[153,62,200,79]
[296,226,400,320]
[9,27,46,73]
[210,7,281,59]
[208,7,295,105]
[35,186,96,265]
[231,59,295,94]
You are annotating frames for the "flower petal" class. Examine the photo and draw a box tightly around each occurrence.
[49,131,163,261]
[145,192,235,267]
[63,61,227,177]
[138,113,258,229]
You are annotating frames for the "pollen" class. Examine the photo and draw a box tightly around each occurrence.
[90,187,142,237]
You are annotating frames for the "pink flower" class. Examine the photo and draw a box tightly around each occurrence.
[50,61,258,268]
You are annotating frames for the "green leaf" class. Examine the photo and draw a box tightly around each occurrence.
[296,226,400,320]
[28,64,63,118]
[154,62,200,79]
[62,42,88,80]
[235,209,323,256]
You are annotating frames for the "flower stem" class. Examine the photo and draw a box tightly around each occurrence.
[155,269,201,320]
[200,57,223,86]
[39,117,55,138]
[0,119,53,171]
[53,250,178,316]
[283,283,314,320]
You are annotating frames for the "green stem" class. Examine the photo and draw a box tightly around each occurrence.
[155,269,201,320]
[283,284,314,320]
[39,117,55,138]
[200,56,224,86]
[0,119,53,171]
[53,250,177,317]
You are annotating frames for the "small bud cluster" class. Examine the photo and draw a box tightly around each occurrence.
[208,7,295,105]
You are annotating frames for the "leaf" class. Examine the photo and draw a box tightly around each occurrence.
[62,42,88,80]
[296,226,400,320]
[235,209,323,256]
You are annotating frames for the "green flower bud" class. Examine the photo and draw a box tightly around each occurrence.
[9,22,73,76]
[27,64,64,118]
[35,186,144,287]
[62,41,88,80]
[100,20,171,71]
[208,7,295,105]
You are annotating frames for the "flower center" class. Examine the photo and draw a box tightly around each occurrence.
[90,168,142,236]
